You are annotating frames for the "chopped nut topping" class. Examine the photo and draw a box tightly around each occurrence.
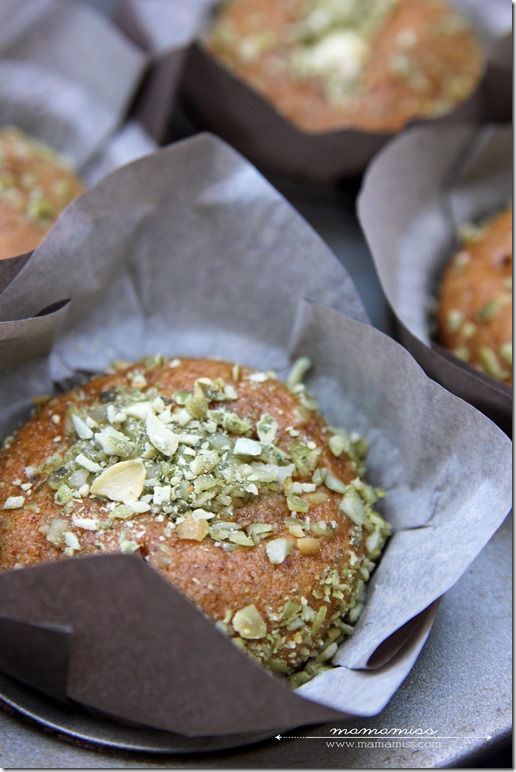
[453,346,470,362]
[233,437,262,456]
[232,604,267,639]
[297,536,320,556]
[446,309,464,332]
[2,495,25,509]
[177,514,209,542]
[479,347,509,380]
[476,297,509,322]
[266,538,294,564]
[339,487,366,525]
[90,459,146,502]
[500,342,512,366]
[146,411,180,457]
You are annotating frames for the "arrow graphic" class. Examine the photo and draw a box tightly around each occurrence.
[276,733,492,741]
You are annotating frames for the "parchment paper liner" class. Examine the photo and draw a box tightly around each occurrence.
[0,61,156,179]
[357,123,512,433]
[0,0,156,262]
[0,59,156,264]
[0,136,510,743]
[0,0,146,160]
[114,0,211,142]
[176,0,509,182]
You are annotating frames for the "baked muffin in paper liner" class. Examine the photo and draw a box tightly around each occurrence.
[0,135,510,746]
[175,0,509,182]
[111,0,510,179]
[358,123,512,434]
[0,0,156,264]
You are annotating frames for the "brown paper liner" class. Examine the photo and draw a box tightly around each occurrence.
[114,0,210,141]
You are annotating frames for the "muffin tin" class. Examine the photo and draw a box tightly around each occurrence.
[0,0,512,765]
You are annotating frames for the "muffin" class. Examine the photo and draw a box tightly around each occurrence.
[205,0,484,134]
[436,207,512,385]
[0,355,390,684]
[0,126,84,260]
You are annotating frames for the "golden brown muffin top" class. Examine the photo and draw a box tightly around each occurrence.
[0,356,390,681]
[436,207,512,384]
[0,126,84,260]
[206,0,484,133]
